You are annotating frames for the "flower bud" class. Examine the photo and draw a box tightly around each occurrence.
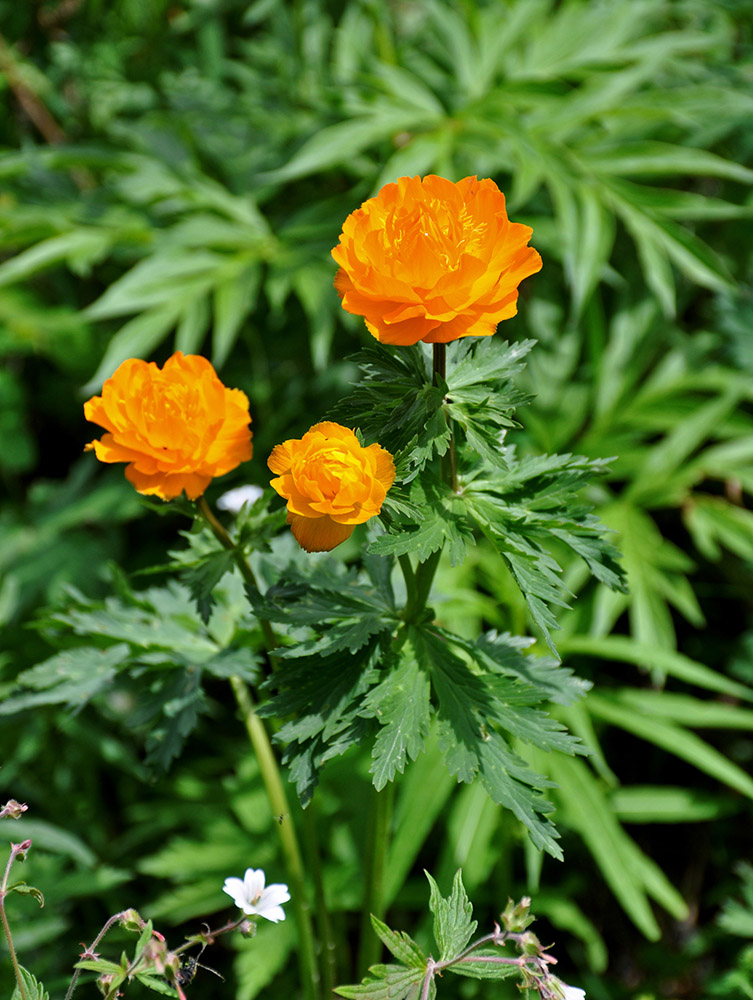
[118,909,146,933]
[0,800,28,820]
[11,839,32,860]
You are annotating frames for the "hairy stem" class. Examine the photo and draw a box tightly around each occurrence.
[358,783,395,975]
[64,910,130,1000]
[1,848,26,1000]
[230,677,321,1000]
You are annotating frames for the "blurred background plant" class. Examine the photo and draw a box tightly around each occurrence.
[1,0,753,997]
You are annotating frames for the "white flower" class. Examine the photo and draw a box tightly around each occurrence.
[222,868,290,923]
[217,484,263,514]
[557,982,586,1000]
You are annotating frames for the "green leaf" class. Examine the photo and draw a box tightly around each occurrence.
[212,265,260,369]
[587,694,753,800]
[421,629,563,857]
[334,964,425,1000]
[610,786,729,824]
[547,754,662,940]
[261,109,433,184]
[359,637,432,790]
[12,967,49,1000]
[583,140,753,183]
[427,869,477,962]
[6,882,44,907]
[0,645,130,715]
[370,916,426,969]
[180,549,235,624]
[0,230,113,288]
[561,635,753,702]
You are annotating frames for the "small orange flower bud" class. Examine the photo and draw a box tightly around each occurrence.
[268,422,395,552]
[332,175,541,345]
[84,352,253,501]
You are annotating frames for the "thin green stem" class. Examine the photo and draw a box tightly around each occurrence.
[196,496,277,654]
[357,783,395,975]
[195,496,323,1000]
[302,804,337,996]
[433,343,457,492]
[230,677,320,1000]
[1,847,28,1000]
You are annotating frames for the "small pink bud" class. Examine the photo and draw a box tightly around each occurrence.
[10,840,32,860]
[97,973,119,997]
[0,800,28,820]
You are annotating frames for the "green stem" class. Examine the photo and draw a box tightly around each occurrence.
[397,554,415,595]
[302,804,337,995]
[402,548,442,624]
[358,783,395,976]
[1,848,28,1000]
[433,343,457,493]
[230,677,320,1000]
[196,495,278,655]
[195,496,323,1000]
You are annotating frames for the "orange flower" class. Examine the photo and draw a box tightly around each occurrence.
[268,422,395,552]
[84,352,253,500]
[331,174,541,345]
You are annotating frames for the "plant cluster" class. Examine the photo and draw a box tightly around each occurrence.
[1,1,753,997]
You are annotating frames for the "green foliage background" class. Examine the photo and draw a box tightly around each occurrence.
[1,0,753,998]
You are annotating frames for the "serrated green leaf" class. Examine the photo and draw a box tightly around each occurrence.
[11,967,49,1000]
[0,645,129,715]
[370,915,426,969]
[427,869,477,962]
[360,638,432,790]
[181,549,235,624]
[334,964,425,1000]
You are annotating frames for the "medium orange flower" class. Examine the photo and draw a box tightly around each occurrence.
[84,352,253,500]
[331,174,541,345]
[268,422,395,552]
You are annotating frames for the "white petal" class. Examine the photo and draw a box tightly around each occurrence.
[222,877,247,908]
[217,484,263,513]
[243,868,266,899]
[263,883,291,905]
[259,904,286,923]
[561,985,586,1000]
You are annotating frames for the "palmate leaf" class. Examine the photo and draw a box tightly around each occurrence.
[248,557,397,657]
[464,451,627,650]
[370,477,474,566]
[259,641,383,803]
[418,628,566,857]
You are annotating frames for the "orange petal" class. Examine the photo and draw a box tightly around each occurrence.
[288,513,354,553]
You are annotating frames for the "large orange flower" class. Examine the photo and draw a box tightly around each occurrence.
[268,422,395,552]
[332,174,541,345]
[84,352,253,500]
